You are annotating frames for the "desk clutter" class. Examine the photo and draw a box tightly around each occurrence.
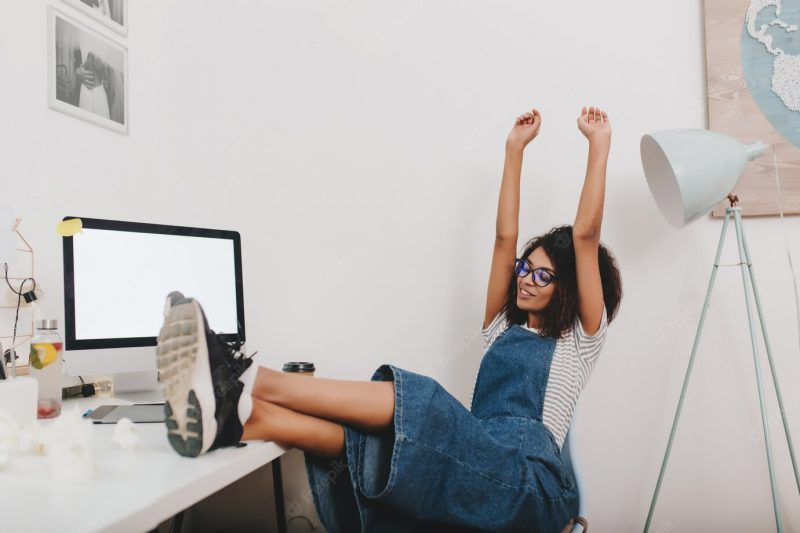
[0,403,143,479]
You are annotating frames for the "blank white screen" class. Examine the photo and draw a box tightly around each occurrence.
[73,228,238,340]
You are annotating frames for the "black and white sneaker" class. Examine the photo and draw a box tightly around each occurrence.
[156,291,255,457]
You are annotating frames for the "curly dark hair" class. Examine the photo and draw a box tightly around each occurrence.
[501,224,622,339]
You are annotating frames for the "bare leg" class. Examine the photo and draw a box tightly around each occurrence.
[251,368,394,433]
[242,397,345,458]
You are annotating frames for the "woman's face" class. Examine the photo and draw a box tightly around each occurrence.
[516,246,557,314]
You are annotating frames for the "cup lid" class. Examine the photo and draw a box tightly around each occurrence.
[282,361,315,372]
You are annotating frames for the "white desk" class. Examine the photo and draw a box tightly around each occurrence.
[0,397,290,533]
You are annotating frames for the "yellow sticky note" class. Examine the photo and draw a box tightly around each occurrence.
[57,218,83,237]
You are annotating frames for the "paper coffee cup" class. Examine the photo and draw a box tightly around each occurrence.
[282,362,315,376]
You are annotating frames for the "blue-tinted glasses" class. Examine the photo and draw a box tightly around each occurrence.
[514,258,557,287]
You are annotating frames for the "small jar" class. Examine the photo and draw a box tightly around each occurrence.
[281,362,315,377]
[29,319,63,419]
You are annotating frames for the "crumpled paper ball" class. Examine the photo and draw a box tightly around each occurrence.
[19,421,46,455]
[0,409,44,464]
[42,405,95,482]
[111,417,141,451]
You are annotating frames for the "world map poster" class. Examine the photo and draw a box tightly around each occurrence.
[705,0,800,217]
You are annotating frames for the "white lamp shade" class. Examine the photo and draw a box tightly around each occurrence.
[640,129,765,228]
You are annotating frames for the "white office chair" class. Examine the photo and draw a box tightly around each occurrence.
[559,418,588,533]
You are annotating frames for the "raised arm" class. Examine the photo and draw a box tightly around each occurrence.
[572,106,611,335]
[483,108,541,330]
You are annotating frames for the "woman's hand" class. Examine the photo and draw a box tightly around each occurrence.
[75,65,96,88]
[577,106,611,144]
[506,108,541,151]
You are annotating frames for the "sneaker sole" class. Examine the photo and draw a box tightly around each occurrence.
[157,299,218,457]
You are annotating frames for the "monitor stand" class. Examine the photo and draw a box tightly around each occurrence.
[113,371,164,403]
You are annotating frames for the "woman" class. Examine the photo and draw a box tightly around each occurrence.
[156,105,622,532]
[75,50,111,119]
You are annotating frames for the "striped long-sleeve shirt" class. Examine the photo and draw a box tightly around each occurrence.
[473,306,608,450]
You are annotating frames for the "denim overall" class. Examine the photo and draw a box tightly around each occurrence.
[305,323,579,532]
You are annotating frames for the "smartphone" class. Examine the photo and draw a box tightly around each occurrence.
[88,404,165,424]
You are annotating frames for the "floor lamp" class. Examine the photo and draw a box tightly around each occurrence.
[639,129,800,532]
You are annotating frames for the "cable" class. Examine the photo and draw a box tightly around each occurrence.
[4,262,35,295]
[286,515,318,530]
[772,147,800,355]
[3,262,36,378]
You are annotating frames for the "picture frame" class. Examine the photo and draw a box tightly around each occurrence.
[704,0,800,217]
[61,0,127,36]
[48,6,128,134]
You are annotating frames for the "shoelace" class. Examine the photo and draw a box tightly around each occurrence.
[213,333,257,374]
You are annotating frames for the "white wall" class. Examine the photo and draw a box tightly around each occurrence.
[2,1,800,531]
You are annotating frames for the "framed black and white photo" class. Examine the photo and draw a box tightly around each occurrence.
[48,7,128,134]
[62,0,127,36]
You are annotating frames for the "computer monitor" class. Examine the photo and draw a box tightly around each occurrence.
[62,217,244,382]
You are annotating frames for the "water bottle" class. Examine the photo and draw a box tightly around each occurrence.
[29,319,63,419]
